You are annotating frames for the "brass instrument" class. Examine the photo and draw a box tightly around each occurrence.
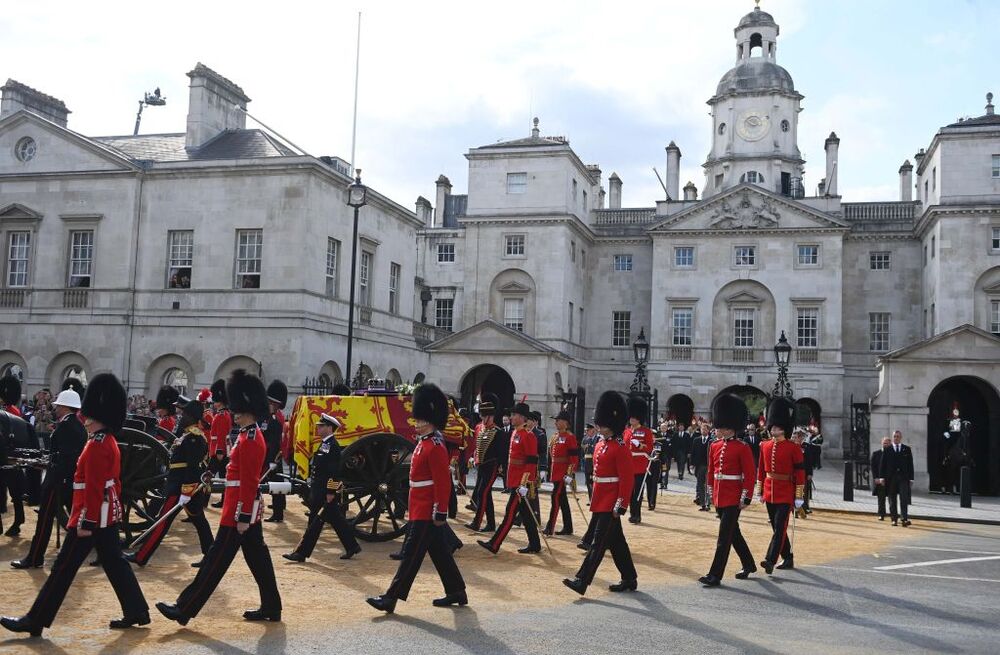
[475,425,497,462]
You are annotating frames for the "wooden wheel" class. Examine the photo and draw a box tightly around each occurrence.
[116,427,170,543]
[339,432,414,542]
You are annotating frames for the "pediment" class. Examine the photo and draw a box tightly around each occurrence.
[498,281,531,294]
[0,203,42,221]
[426,319,561,355]
[726,291,764,304]
[0,110,138,175]
[882,324,1000,362]
[649,184,848,233]
[983,281,1000,295]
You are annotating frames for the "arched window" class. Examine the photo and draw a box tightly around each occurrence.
[317,373,332,388]
[0,363,23,382]
[780,119,790,133]
[63,365,87,387]
[749,33,763,57]
[718,123,726,135]
[740,171,765,184]
[163,368,189,396]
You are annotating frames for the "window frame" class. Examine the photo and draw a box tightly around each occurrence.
[868,312,891,352]
[358,250,372,307]
[325,237,340,297]
[388,262,400,314]
[503,297,525,332]
[67,229,95,288]
[991,226,1000,253]
[992,154,1000,179]
[234,228,262,289]
[673,246,695,269]
[795,243,820,268]
[506,172,528,195]
[613,254,633,272]
[796,307,819,349]
[671,307,694,347]
[732,307,755,349]
[612,310,631,348]
[504,233,526,258]
[166,229,194,289]
[437,242,456,263]
[6,230,31,288]
[434,298,454,331]
[733,244,757,268]
[869,250,891,270]
[991,300,1000,336]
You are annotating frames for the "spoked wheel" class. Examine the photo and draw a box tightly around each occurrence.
[117,428,169,543]
[339,432,414,542]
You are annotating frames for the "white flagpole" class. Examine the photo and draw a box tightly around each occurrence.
[349,10,362,173]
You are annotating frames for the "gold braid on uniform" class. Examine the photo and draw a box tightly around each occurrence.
[475,426,496,462]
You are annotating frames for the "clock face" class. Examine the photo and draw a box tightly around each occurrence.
[736,111,770,142]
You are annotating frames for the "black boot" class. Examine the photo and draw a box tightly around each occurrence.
[734,565,757,579]
[432,591,468,607]
[760,559,774,574]
[0,615,41,637]
[366,595,397,613]
[340,547,362,560]
[243,608,281,622]
[282,552,306,562]
[10,559,42,569]
[609,579,637,592]
[776,556,794,570]
[155,602,190,626]
[562,577,586,596]
[109,612,151,629]
[698,575,721,587]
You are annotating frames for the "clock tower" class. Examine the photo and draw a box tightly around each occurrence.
[703,4,805,199]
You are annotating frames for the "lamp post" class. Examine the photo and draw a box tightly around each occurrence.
[772,330,793,398]
[345,169,368,385]
[630,327,650,395]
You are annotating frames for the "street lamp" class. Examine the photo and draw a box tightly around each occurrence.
[772,330,793,398]
[630,327,650,395]
[345,169,368,385]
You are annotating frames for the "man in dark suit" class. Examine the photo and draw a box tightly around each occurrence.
[742,422,761,468]
[878,430,914,527]
[673,423,691,480]
[689,426,711,511]
[870,436,890,520]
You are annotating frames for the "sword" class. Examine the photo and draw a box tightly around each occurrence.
[128,493,194,550]
[520,473,553,556]
[570,476,589,527]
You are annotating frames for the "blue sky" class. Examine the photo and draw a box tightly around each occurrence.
[3,0,997,207]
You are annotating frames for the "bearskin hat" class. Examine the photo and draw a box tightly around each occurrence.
[61,377,85,395]
[626,394,648,423]
[332,383,352,396]
[0,374,21,406]
[511,402,530,418]
[80,373,127,433]
[765,396,797,437]
[712,393,748,432]
[479,393,500,420]
[156,385,180,411]
[266,379,288,409]
[210,379,227,405]
[595,390,628,435]
[412,383,449,430]
[226,369,269,422]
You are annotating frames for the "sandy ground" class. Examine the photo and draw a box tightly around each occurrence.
[0,488,936,653]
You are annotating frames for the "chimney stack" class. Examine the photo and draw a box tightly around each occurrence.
[683,181,698,201]
[185,63,250,150]
[665,142,681,200]
[987,92,995,116]
[415,196,433,227]
[608,173,623,209]
[824,132,839,196]
[898,160,913,202]
[0,79,70,127]
[433,175,452,228]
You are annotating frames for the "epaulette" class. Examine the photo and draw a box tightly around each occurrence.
[91,431,106,443]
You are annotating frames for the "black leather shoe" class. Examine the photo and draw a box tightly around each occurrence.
[432,591,468,607]
[517,545,541,554]
[878,516,885,521]
[562,577,586,596]
[760,559,774,575]
[541,529,554,536]
[155,602,190,626]
[698,575,721,587]
[243,608,281,622]
[892,520,898,526]
[628,517,640,524]
[5,524,21,537]
[464,522,480,532]
[389,551,404,560]
[282,552,306,562]
[576,542,590,551]
[901,520,911,527]
[734,566,757,579]
[10,559,41,569]
[340,547,362,560]
[477,540,498,554]
[608,579,637,592]
[264,515,284,523]
[481,524,495,533]
[366,595,397,613]
[191,558,204,568]
[556,528,573,536]
[110,612,150,629]
[776,558,794,570]
[1,615,41,637]
[464,503,476,511]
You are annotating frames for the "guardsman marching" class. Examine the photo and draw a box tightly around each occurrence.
[2,373,150,637]
[284,413,362,562]
[543,410,579,536]
[207,379,232,507]
[367,384,467,613]
[563,391,637,596]
[128,398,214,567]
[465,393,501,533]
[698,393,757,587]
[757,396,805,574]
[264,380,287,523]
[477,401,541,555]
[156,369,282,625]
[11,388,87,569]
[624,395,653,524]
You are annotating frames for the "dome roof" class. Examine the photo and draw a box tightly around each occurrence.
[738,7,777,29]
[716,60,795,96]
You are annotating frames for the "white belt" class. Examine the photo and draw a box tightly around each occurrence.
[717,474,743,481]
[73,479,115,491]
[410,480,433,488]
[594,476,619,483]
[631,452,646,457]
[225,480,241,487]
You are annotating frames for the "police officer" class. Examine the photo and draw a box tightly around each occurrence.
[284,413,361,562]
[757,397,805,574]
[465,394,501,532]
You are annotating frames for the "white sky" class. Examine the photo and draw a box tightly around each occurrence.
[3,0,997,208]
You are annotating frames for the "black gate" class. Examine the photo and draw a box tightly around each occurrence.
[849,396,871,490]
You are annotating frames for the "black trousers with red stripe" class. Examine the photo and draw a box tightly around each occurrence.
[20,483,68,566]
[545,480,572,533]
[764,502,793,564]
[133,492,214,565]
[26,526,148,627]
[386,520,465,600]
[708,505,756,578]
[485,491,539,552]
[575,512,636,587]
[174,523,281,620]
[470,461,499,529]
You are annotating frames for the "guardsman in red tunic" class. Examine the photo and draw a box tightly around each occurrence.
[466,393,502,532]
[2,373,149,637]
[699,393,758,587]
[624,395,654,524]
[563,391,637,596]
[156,369,282,625]
[544,410,579,535]
[207,379,232,507]
[367,383,467,613]
[478,402,541,554]
[263,380,288,522]
[0,374,21,416]
[757,396,805,574]
[155,385,179,435]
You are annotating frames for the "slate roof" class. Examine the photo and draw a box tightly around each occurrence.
[94,129,297,162]
[946,113,1000,128]
[474,135,568,150]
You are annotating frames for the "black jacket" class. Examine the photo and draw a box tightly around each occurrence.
[673,430,691,458]
[879,444,914,481]
[166,427,208,493]
[742,432,761,463]
[870,449,884,495]
[689,435,711,467]
[309,434,343,499]
[263,412,283,471]
[46,412,87,489]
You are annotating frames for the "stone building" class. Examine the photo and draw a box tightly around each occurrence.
[1,5,997,493]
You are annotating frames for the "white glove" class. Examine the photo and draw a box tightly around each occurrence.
[468,457,475,468]
[794,499,804,509]
[943,432,950,438]
[540,470,548,482]
[517,485,529,497]
[631,438,641,448]
[564,476,573,486]
[268,462,278,472]
[179,494,192,505]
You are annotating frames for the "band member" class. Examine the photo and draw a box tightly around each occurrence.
[155,386,180,435]
[207,379,231,508]
[11,389,87,569]
[624,395,653,524]
[543,410,579,535]
[284,413,361,561]
[465,394,501,532]
[563,391,637,596]
[2,374,149,637]
[0,374,26,535]
[757,397,805,574]
[128,399,214,566]
[264,380,288,523]
[156,369,282,625]
[699,394,757,587]
[367,384,467,613]
[656,418,674,490]
[477,402,541,554]
[581,423,597,499]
